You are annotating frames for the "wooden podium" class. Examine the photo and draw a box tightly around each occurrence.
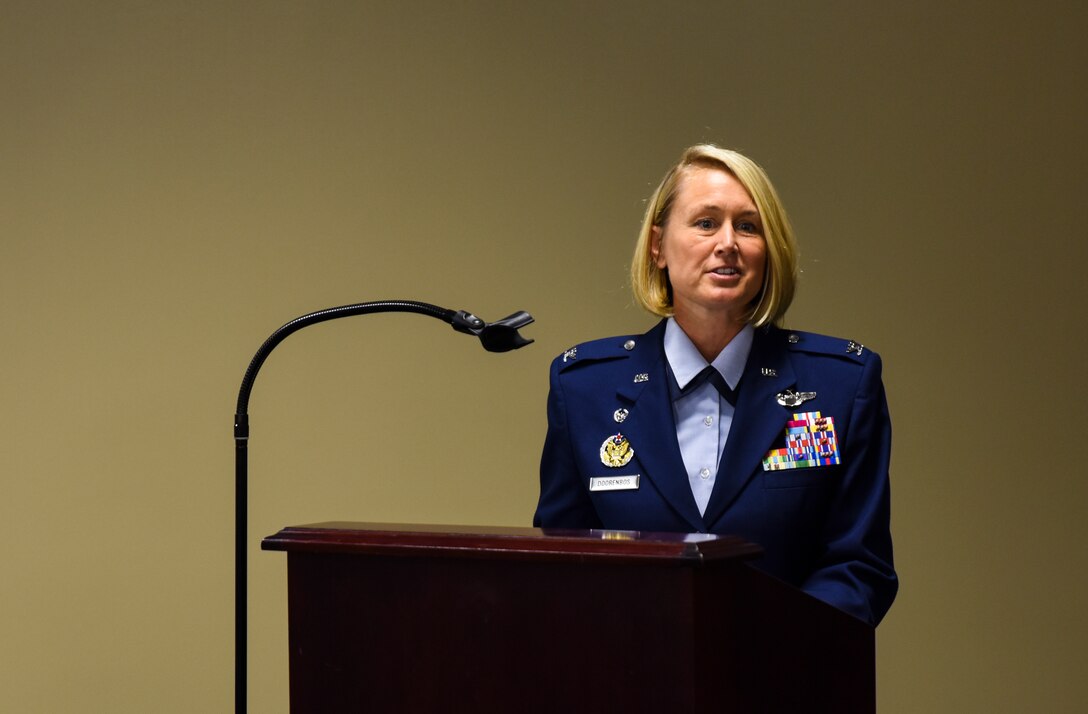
[262,522,874,713]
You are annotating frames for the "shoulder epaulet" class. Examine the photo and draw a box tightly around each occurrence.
[555,334,640,370]
[779,329,870,363]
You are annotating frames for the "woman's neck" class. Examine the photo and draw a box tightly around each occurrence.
[672,307,747,363]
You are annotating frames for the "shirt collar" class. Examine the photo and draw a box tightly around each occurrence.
[663,317,754,394]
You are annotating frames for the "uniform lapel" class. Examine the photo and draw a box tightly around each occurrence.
[615,321,706,532]
[703,327,795,528]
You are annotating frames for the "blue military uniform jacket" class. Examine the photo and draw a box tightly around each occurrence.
[534,319,897,625]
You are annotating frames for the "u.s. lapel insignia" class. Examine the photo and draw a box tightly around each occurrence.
[761,367,777,377]
[776,389,816,407]
[633,373,649,383]
[562,347,577,362]
[600,433,635,467]
[762,411,840,471]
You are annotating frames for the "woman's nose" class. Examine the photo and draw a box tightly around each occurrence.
[715,226,737,253]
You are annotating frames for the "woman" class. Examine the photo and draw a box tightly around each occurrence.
[534,144,897,625]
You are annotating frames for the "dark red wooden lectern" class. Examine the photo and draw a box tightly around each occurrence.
[262,522,874,713]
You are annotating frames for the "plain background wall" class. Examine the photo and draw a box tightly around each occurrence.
[3,1,1086,711]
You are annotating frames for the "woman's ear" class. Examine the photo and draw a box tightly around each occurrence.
[651,226,666,268]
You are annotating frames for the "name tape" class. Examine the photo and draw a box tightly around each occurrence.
[589,475,640,492]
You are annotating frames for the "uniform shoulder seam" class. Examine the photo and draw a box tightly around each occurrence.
[777,328,873,362]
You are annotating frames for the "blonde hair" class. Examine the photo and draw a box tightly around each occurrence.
[630,144,798,326]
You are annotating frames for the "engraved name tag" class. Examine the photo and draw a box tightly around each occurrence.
[589,475,640,492]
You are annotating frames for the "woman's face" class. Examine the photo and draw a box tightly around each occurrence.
[651,167,767,324]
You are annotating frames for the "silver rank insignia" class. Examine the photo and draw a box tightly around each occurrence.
[776,389,817,407]
[600,433,635,467]
[563,347,577,362]
[845,340,864,356]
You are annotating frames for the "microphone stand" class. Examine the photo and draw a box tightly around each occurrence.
[233,299,534,713]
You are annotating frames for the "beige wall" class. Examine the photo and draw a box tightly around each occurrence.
[3,1,1086,711]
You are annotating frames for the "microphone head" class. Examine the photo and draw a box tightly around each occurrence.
[451,310,535,352]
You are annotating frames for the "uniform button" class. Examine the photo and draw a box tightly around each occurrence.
[704,415,714,426]
[623,339,636,351]
[700,468,711,479]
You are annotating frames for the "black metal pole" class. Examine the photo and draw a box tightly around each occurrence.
[234,428,247,714]
[233,300,533,713]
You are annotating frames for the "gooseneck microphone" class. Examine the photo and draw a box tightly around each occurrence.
[233,299,534,713]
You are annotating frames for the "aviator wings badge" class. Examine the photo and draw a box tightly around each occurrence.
[776,389,816,408]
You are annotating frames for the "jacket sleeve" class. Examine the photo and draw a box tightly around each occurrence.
[533,356,602,529]
[801,351,898,625]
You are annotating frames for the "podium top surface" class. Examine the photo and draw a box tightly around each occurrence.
[262,521,763,565]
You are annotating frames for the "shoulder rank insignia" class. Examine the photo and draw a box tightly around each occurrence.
[762,411,840,471]
[845,340,864,356]
[600,433,635,468]
[562,347,577,362]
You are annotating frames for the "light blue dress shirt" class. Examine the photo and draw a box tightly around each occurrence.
[663,318,754,516]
